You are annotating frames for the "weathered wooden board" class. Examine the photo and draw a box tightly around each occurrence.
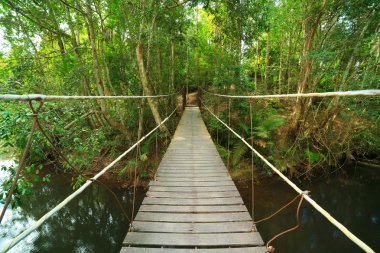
[147,191,240,198]
[130,221,254,233]
[135,212,252,222]
[121,107,263,252]
[158,164,227,171]
[149,181,235,187]
[154,177,232,182]
[138,204,248,213]
[157,169,227,174]
[123,232,264,247]
[148,186,236,192]
[142,197,244,205]
[120,248,266,253]
[156,173,229,178]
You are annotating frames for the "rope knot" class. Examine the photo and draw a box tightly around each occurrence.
[266,245,275,252]
[302,190,310,196]
[28,113,39,118]
[128,224,136,232]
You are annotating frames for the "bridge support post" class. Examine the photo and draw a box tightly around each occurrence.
[197,86,202,109]
[182,86,186,111]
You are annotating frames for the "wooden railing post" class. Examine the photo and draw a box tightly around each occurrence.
[197,86,202,109]
[182,86,186,111]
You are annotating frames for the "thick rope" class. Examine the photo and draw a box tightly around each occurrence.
[253,194,303,225]
[266,194,305,252]
[249,101,255,224]
[200,100,375,253]
[130,97,144,231]
[0,101,43,224]
[227,99,231,169]
[0,92,180,101]
[216,103,219,145]
[27,105,133,224]
[202,88,380,99]
[0,105,178,253]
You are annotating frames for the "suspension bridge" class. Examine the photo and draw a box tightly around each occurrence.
[0,89,378,253]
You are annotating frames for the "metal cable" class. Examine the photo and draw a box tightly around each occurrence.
[0,105,178,253]
[200,99,375,253]
[202,88,380,99]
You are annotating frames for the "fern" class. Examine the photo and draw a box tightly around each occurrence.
[262,116,285,131]
[140,134,155,156]
[232,141,249,167]
[253,126,269,139]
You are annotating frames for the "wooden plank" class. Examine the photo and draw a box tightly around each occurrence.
[135,212,252,222]
[157,170,227,174]
[130,221,254,233]
[139,204,248,213]
[154,177,232,182]
[120,247,267,253]
[142,197,243,205]
[149,181,235,187]
[158,167,226,171]
[148,186,236,192]
[156,173,229,178]
[160,162,224,165]
[147,191,240,198]
[123,232,264,247]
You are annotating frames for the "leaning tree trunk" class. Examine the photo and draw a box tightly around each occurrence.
[290,0,327,132]
[136,38,169,133]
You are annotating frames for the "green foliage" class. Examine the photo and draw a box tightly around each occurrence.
[0,0,379,185]
[0,163,32,208]
[304,149,321,164]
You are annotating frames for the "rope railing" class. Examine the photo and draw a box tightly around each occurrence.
[202,88,380,99]
[0,105,178,253]
[0,91,181,101]
[200,99,375,253]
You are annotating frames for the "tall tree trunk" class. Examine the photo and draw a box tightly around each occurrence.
[287,29,293,94]
[66,6,91,96]
[157,46,163,93]
[278,41,283,94]
[86,0,105,106]
[254,41,259,91]
[86,0,127,133]
[47,1,66,57]
[196,7,200,88]
[146,15,156,92]
[264,31,270,91]
[170,39,175,92]
[136,34,168,133]
[291,0,327,132]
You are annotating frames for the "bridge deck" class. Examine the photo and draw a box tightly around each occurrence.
[121,107,265,252]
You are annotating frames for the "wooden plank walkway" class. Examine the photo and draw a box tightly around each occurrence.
[121,107,265,252]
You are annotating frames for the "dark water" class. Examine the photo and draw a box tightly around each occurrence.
[236,172,380,253]
[1,168,379,253]
[0,175,145,253]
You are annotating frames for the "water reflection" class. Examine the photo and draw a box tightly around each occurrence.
[236,175,380,253]
[0,175,145,253]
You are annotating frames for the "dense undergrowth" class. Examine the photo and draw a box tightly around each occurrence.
[202,92,380,179]
[0,98,180,207]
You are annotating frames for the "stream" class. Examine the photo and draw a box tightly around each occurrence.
[0,158,379,253]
